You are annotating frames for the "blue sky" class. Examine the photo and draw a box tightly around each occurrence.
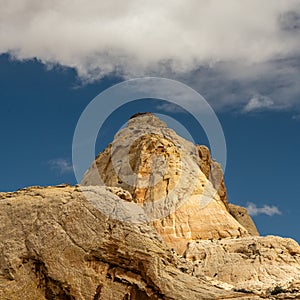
[0,1,300,242]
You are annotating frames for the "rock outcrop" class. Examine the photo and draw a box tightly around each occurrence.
[185,236,300,297]
[0,185,261,300]
[197,146,259,236]
[1,113,299,299]
[82,113,250,254]
[197,145,229,210]
[1,186,299,299]
[229,204,259,236]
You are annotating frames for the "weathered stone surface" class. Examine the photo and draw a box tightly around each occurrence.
[229,204,259,236]
[0,186,261,300]
[152,197,248,255]
[82,114,250,254]
[106,186,133,202]
[197,145,229,210]
[185,236,300,298]
[197,146,259,236]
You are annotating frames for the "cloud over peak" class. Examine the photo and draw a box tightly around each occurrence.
[1,0,300,112]
[1,0,300,78]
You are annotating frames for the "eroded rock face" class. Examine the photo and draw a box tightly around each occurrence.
[185,236,300,297]
[197,146,259,237]
[229,204,259,236]
[0,186,260,300]
[197,145,229,210]
[82,114,250,254]
[106,186,133,202]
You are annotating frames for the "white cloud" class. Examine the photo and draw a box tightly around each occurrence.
[1,1,300,112]
[243,95,274,113]
[156,103,186,114]
[48,159,73,174]
[1,0,300,79]
[246,202,282,216]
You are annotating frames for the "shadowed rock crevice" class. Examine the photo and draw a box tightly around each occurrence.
[93,284,103,300]
[29,258,75,300]
[86,255,164,299]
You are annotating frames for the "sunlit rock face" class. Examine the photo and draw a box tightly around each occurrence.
[0,185,250,300]
[185,235,300,294]
[81,113,250,254]
[197,145,229,210]
[2,113,300,299]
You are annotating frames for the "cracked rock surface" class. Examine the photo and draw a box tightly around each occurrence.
[186,236,300,296]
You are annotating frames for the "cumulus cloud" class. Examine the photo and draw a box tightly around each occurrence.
[243,95,274,112]
[246,202,282,216]
[1,0,300,112]
[48,159,73,174]
[173,58,300,113]
[1,0,300,77]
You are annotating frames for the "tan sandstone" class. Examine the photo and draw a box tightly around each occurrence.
[229,204,259,236]
[185,235,300,297]
[0,185,261,300]
[82,113,250,254]
[197,145,229,210]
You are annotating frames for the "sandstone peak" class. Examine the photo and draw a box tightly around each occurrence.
[128,112,167,128]
[82,114,255,254]
[129,112,155,119]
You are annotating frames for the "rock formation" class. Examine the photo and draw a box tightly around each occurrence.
[228,204,259,236]
[185,235,300,294]
[1,113,300,299]
[0,185,262,300]
[82,113,251,254]
[196,145,229,210]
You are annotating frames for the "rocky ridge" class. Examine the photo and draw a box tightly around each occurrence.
[0,185,261,300]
